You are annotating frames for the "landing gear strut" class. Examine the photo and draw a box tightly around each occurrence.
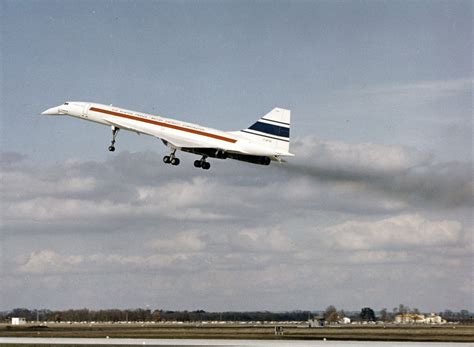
[194,156,210,170]
[108,126,119,152]
[163,149,180,166]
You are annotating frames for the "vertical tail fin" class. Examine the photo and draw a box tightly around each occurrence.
[240,108,291,153]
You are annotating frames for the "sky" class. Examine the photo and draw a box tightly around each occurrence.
[0,0,472,312]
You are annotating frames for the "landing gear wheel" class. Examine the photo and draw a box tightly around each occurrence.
[194,156,210,170]
[108,126,119,152]
[163,156,171,164]
[171,158,180,166]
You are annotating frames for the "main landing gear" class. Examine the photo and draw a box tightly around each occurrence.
[163,149,180,166]
[108,126,119,152]
[194,156,210,170]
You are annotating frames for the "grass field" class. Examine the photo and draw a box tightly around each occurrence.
[1,323,473,342]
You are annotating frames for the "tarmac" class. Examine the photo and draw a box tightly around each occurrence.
[0,337,471,346]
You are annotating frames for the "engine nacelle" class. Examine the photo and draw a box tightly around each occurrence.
[259,156,271,165]
[214,149,228,159]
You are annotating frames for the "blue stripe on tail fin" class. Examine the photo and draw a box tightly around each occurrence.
[237,107,292,153]
[248,121,290,138]
[243,108,290,142]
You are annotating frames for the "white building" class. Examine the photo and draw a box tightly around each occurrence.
[11,317,26,325]
[395,313,425,323]
[339,317,351,324]
[308,316,325,327]
[424,313,446,324]
[394,313,446,324]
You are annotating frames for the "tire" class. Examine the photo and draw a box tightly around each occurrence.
[163,156,171,164]
[171,158,180,166]
[202,162,210,170]
[108,146,115,152]
[194,160,202,168]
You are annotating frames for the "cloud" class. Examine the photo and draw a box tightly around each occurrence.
[292,137,432,175]
[0,151,27,166]
[18,249,201,275]
[1,142,472,310]
[2,171,231,225]
[2,140,471,237]
[18,250,84,274]
[2,172,97,201]
[2,141,471,235]
[341,78,473,115]
[360,78,472,101]
[231,227,296,253]
[284,137,473,208]
[323,214,463,251]
[147,231,206,253]
[315,77,471,165]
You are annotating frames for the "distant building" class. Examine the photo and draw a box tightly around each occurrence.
[395,313,424,323]
[11,317,26,325]
[339,317,351,324]
[308,316,325,327]
[394,313,446,324]
[424,313,446,324]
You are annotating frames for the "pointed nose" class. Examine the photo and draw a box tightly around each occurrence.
[41,106,60,115]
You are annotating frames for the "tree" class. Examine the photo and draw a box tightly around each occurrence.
[360,307,376,322]
[324,305,338,323]
[379,308,388,322]
[443,309,453,320]
[398,304,409,314]
[9,308,33,321]
[54,313,61,323]
[152,310,161,322]
[459,309,470,321]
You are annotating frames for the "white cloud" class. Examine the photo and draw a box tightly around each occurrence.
[345,250,414,264]
[2,144,471,310]
[362,78,472,100]
[17,250,199,275]
[1,171,97,200]
[147,231,206,253]
[292,137,431,175]
[231,227,296,253]
[0,151,27,166]
[285,137,473,208]
[18,250,84,274]
[324,214,463,251]
[2,137,471,233]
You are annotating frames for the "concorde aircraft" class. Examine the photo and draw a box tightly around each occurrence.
[42,102,294,170]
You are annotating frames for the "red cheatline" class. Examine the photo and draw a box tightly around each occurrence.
[89,107,237,143]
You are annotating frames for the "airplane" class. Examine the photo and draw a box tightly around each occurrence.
[41,102,294,169]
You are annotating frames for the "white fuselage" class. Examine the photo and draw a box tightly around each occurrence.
[42,102,286,157]
[42,101,294,169]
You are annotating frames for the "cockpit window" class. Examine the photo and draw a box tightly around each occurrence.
[64,102,69,105]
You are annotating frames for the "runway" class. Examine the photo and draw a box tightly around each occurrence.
[0,337,470,346]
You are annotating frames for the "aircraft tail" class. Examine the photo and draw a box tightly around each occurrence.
[240,108,291,154]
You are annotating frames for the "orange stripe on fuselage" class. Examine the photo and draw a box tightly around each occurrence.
[89,107,237,144]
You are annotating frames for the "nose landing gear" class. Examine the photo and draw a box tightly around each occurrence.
[108,126,119,152]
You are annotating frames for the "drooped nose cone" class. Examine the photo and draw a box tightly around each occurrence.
[41,106,60,115]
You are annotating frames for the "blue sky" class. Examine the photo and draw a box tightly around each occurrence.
[1,1,472,312]
[2,0,471,162]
